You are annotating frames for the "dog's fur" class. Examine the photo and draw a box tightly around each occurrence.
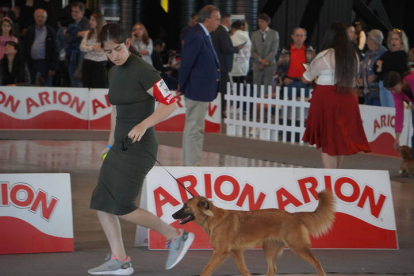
[399,145,414,177]
[172,190,335,276]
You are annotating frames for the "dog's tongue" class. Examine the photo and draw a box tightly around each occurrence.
[179,215,192,224]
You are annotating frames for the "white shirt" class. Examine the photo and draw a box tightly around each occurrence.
[80,30,108,62]
[303,49,336,85]
[133,38,153,65]
[303,48,359,85]
[230,30,252,76]
[259,27,270,41]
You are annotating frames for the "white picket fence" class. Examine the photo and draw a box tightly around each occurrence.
[224,82,311,144]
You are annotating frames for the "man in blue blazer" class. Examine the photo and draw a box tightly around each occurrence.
[177,5,221,166]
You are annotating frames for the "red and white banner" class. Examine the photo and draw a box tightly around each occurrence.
[360,105,411,157]
[0,87,221,132]
[144,167,397,250]
[0,174,74,254]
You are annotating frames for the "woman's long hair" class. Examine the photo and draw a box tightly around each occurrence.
[1,41,25,82]
[100,23,141,56]
[132,23,150,45]
[321,22,358,92]
[87,12,105,42]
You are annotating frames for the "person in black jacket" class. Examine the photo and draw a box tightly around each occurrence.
[211,13,243,114]
[0,41,30,86]
[24,9,58,86]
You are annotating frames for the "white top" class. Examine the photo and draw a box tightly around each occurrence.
[80,30,107,62]
[229,30,252,76]
[303,49,336,85]
[133,38,153,65]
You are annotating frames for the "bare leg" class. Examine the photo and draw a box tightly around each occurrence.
[337,155,344,168]
[321,152,340,169]
[119,208,179,240]
[97,211,127,259]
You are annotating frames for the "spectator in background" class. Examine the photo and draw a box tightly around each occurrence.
[80,12,107,88]
[384,71,414,155]
[0,17,18,60]
[408,47,414,69]
[24,9,58,87]
[180,12,198,47]
[353,21,366,51]
[178,5,220,166]
[301,22,370,169]
[358,29,387,106]
[0,41,30,86]
[346,24,363,61]
[63,2,91,87]
[131,23,153,65]
[229,20,251,85]
[251,13,279,92]
[151,38,178,90]
[277,27,315,98]
[375,28,409,107]
[211,13,242,115]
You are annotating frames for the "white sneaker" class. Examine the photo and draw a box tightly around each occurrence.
[88,254,134,275]
[165,229,195,269]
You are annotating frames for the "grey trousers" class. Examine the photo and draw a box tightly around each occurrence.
[253,65,276,92]
[182,97,209,166]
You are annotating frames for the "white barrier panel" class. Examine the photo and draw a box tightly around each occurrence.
[359,105,411,157]
[225,83,411,157]
[0,86,221,132]
[0,174,74,254]
[0,87,89,129]
[144,167,397,250]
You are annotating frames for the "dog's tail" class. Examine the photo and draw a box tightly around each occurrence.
[294,189,335,238]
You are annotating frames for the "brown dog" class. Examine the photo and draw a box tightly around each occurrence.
[399,145,414,177]
[172,190,335,276]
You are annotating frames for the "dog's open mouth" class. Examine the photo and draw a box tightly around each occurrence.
[179,214,195,224]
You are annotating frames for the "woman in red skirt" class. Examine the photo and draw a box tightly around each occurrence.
[301,22,370,168]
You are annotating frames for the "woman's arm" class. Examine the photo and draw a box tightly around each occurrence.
[80,31,93,53]
[101,106,117,156]
[128,92,177,143]
[358,31,366,51]
[139,39,153,56]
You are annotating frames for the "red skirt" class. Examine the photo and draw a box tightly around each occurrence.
[302,85,371,156]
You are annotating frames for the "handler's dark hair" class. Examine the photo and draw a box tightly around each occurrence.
[320,22,358,92]
[100,23,140,56]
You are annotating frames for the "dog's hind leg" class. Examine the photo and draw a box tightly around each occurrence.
[200,251,230,276]
[289,246,326,276]
[230,250,251,276]
[263,240,285,276]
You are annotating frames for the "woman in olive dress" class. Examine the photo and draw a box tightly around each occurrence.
[88,23,194,276]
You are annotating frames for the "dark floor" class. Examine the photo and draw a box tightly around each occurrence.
[0,130,413,275]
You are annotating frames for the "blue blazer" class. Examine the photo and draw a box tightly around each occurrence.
[178,24,220,102]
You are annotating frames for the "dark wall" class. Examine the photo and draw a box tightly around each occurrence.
[269,0,353,51]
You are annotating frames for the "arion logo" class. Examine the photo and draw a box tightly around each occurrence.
[0,182,59,221]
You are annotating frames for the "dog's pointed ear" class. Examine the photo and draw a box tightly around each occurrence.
[198,200,214,217]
